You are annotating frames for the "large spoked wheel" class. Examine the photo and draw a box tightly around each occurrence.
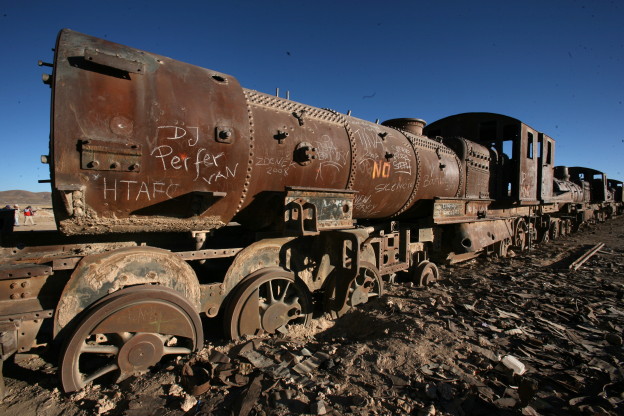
[224,268,312,339]
[413,261,440,287]
[60,286,203,393]
[327,261,384,318]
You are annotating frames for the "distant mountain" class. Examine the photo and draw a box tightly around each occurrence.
[0,190,52,206]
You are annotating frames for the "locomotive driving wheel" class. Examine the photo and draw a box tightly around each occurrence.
[413,261,440,287]
[224,268,312,339]
[326,262,384,318]
[60,286,203,393]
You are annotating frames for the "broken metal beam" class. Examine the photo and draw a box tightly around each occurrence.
[569,243,605,270]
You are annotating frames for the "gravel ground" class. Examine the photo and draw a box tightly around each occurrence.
[1,216,623,416]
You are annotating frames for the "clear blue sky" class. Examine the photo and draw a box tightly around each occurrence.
[1,0,622,192]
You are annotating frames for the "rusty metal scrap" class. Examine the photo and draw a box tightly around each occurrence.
[569,243,605,270]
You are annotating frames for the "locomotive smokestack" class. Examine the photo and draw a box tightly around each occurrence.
[554,166,570,181]
[381,118,427,136]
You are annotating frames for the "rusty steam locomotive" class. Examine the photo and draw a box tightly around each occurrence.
[0,29,622,395]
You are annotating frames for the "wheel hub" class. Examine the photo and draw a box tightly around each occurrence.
[350,281,372,306]
[262,302,300,333]
[422,272,433,285]
[118,333,164,374]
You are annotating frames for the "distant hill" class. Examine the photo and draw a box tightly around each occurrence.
[0,190,52,206]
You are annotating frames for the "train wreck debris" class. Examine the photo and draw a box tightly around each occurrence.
[569,242,605,270]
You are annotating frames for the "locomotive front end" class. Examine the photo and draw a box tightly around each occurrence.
[50,29,250,235]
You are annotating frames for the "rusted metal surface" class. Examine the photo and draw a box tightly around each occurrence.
[54,246,201,336]
[220,238,295,297]
[52,30,250,235]
[51,30,469,236]
[324,261,383,318]
[439,137,493,199]
[538,133,555,201]
[452,219,514,254]
[59,285,203,392]
[424,113,546,203]
[432,198,492,224]
[569,243,605,270]
[0,264,52,280]
[0,309,53,359]
[175,247,243,261]
[223,268,312,339]
[411,261,440,286]
[284,187,355,235]
[0,273,47,308]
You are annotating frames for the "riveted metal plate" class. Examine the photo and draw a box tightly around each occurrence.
[80,139,142,172]
[0,264,52,280]
[84,48,146,74]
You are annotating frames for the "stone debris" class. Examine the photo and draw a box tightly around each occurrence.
[180,394,197,412]
[95,396,115,415]
[310,398,327,415]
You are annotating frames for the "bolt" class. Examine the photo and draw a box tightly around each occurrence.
[110,161,120,169]
[21,281,29,288]
[275,130,289,144]
[88,160,99,168]
[10,282,17,289]
[129,163,140,171]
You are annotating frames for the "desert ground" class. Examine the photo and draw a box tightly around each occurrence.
[1,216,623,416]
[9,205,56,231]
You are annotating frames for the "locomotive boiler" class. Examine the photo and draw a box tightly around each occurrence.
[50,30,462,235]
[0,29,621,395]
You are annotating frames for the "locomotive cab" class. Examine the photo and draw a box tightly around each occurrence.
[424,113,556,204]
[607,179,623,203]
[567,167,609,203]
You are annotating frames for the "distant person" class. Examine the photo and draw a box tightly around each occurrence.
[24,206,36,225]
[13,204,20,226]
